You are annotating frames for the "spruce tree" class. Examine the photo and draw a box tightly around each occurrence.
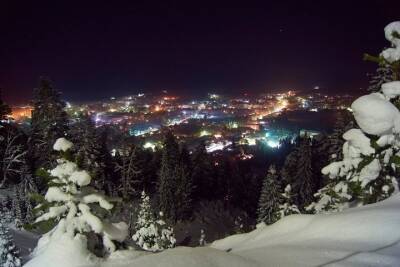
[191,141,215,201]
[367,63,395,92]
[31,137,128,255]
[280,145,298,187]
[256,165,282,225]
[309,22,400,213]
[158,131,178,221]
[216,157,234,201]
[281,135,320,210]
[175,145,194,220]
[327,113,346,162]
[29,78,68,171]
[69,114,108,190]
[132,191,176,252]
[0,219,21,267]
[140,148,160,194]
[158,131,192,222]
[312,133,330,188]
[96,128,114,193]
[294,136,316,208]
[277,184,300,219]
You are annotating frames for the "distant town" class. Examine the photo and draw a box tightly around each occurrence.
[10,89,356,157]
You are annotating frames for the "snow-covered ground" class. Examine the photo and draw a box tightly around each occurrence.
[24,193,400,267]
[212,195,400,266]
[10,228,39,264]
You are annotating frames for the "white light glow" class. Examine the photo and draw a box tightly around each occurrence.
[267,140,280,148]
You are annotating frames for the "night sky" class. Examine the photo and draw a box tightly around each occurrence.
[1,0,399,104]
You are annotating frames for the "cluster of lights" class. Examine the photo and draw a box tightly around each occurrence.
[239,153,254,160]
[10,106,33,120]
[228,121,239,129]
[206,141,232,153]
[131,127,159,137]
[199,130,211,137]
[59,89,346,157]
[143,142,156,151]
[266,140,280,148]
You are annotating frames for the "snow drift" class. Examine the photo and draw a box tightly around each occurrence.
[212,194,400,267]
[25,194,400,267]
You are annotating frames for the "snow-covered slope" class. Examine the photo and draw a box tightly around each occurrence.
[212,194,400,266]
[25,194,400,267]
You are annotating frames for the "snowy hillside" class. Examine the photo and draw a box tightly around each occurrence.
[25,193,400,267]
[212,194,400,266]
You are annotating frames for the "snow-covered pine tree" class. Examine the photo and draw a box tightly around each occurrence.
[0,218,21,267]
[31,137,128,255]
[256,165,282,225]
[132,191,176,252]
[308,22,400,213]
[277,184,300,219]
[29,78,69,171]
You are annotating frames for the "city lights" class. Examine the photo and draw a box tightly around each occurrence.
[266,140,280,148]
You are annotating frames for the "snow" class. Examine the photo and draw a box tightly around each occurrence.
[351,93,400,136]
[381,21,400,63]
[384,21,400,46]
[381,47,400,63]
[103,222,129,243]
[383,148,393,164]
[10,229,38,264]
[342,128,374,156]
[35,205,68,223]
[44,187,72,202]
[24,194,400,267]
[357,159,381,187]
[277,184,300,218]
[82,193,113,210]
[30,137,129,258]
[381,81,400,99]
[212,194,400,266]
[376,134,395,147]
[78,203,104,233]
[25,232,99,267]
[69,170,92,187]
[53,138,73,152]
[49,160,77,180]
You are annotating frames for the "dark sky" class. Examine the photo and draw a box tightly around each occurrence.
[1,0,399,104]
